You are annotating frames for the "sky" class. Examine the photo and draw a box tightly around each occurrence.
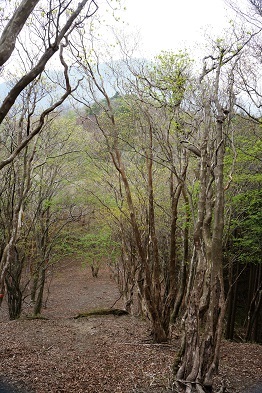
[0,0,244,84]
[117,0,238,58]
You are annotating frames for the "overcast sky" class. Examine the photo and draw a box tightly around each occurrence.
[0,0,243,83]
[118,0,238,57]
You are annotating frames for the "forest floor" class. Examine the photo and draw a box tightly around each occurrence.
[0,259,261,393]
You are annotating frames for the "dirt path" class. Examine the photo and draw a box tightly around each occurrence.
[42,259,121,319]
[0,260,261,393]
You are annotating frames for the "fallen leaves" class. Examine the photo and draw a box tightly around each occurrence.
[0,261,261,393]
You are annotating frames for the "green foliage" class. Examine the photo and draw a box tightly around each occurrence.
[77,229,121,266]
[87,93,132,117]
[225,116,262,266]
[231,189,262,265]
[52,230,82,259]
[87,99,107,116]
[145,50,193,109]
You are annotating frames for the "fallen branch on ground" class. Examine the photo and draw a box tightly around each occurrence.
[73,308,129,319]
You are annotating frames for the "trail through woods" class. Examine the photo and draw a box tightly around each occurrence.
[0,259,261,392]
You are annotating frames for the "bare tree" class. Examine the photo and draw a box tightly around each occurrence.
[0,0,99,306]
[0,0,98,152]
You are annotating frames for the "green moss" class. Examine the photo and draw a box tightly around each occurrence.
[74,308,128,319]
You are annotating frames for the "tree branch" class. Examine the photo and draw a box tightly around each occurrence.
[0,0,40,67]
[0,43,82,170]
[0,0,98,124]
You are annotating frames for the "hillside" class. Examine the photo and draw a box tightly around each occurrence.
[0,259,261,393]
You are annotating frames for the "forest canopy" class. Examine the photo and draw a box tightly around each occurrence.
[0,1,261,393]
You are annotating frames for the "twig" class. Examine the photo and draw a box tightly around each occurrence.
[110,292,123,309]
[117,342,174,348]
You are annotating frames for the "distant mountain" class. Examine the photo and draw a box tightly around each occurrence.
[0,61,136,111]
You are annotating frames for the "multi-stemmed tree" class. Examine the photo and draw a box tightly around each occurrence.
[0,1,261,392]
[0,0,99,306]
[70,11,261,390]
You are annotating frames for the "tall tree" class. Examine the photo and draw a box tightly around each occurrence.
[0,0,98,158]
[71,29,193,341]
[175,24,261,392]
[0,0,99,306]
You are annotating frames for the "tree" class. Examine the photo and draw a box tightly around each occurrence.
[0,0,99,307]
[223,0,262,344]
[0,107,86,317]
[224,115,262,342]
[0,0,98,164]
[70,29,194,341]
[78,230,120,277]
[174,31,257,391]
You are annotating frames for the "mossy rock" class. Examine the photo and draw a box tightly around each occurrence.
[74,308,128,319]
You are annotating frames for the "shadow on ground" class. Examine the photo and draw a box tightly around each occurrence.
[0,380,27,393]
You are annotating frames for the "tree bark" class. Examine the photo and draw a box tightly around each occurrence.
[5,247,23,320]
[175,92,227,391]
[33,267,46,316]
[225,259,239,340]
[245,264,262,342]
[0,0,40,66]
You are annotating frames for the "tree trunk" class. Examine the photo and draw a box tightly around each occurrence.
[245,264,262,342]
[175,102,227,391]
[5,247,23,320]
[171,189,190,323]
[225,259,239,340]
[33,267,46,316]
